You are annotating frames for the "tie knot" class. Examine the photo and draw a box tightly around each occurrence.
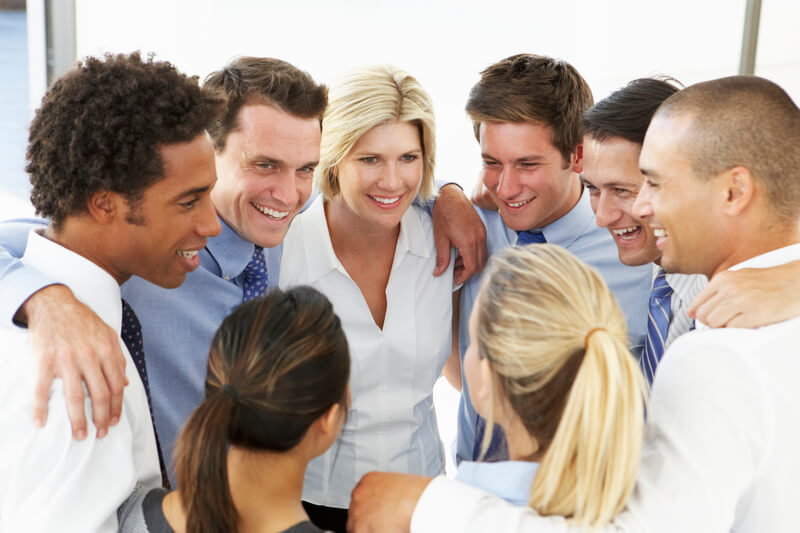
[516,230,547,246]
[242,246,268,302]
[651,269,672,299]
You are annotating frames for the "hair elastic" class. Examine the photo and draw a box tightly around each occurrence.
[584,327,606,349]
[221,384,239,402]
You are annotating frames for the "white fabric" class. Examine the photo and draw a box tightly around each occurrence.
[0,230,160,533]
[280,198,454,508]
[412,243,800,533]
[660,268,707,349]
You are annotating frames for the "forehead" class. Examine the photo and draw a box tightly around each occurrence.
[351,120,421,152]
[150,135,216,195]
[478,121,558,156]
[230,104,321,157]
[640,113,694,173]
[583,136,643,186]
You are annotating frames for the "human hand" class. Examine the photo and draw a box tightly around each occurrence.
[25,284,128,439]
[470,180,498,211]
[347,472,432,533]
[688,260,800,328]
[432,184,488,285]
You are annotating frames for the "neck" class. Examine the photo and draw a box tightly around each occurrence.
[325,196,401,253]
[501,411,540,462]
[710,218,800,278]
[44,218,128,285]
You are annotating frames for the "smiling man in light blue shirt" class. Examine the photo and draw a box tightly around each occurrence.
[455,54,651,463]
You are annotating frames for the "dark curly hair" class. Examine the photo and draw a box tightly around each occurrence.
[26,52,226,229]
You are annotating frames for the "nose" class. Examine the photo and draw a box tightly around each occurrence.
[594,192,621,228]
[270,169,300,208]
[494,165,520,200]
[379,161,402,190]
[632,182,654,220]
[197,197,221,237]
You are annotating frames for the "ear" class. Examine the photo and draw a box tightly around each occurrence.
[570,143,584,174]
[721,166,755,217]
[86,190,122,224]
[472,357,495,416]
[317,402,344,438]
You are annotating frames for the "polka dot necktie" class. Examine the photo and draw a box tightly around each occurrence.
[516,230,547,245]
[120,299,170,488]
[241,245,268,302]
[641,269,673,385]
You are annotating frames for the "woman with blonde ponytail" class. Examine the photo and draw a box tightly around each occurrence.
[131,286,349,533]
[458,244,648,527]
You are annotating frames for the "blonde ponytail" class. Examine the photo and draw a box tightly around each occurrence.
[476,244,648,527]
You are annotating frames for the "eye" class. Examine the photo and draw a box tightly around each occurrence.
[180,198,198,210]
[482,159,499,168]
[614,187,631,195]
[644,178,659,189]
[298,165,315,174]
[360,156,378,164]
[255,162,275,170]
[518,162,539,169]
[401,153,419,162]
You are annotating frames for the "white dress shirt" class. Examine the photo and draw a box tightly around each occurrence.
[0,230,160,533]
[412,243,800,533]
[280,198,455,508]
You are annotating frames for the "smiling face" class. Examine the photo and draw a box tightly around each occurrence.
[211,104,320,247]
[113,134,221,288]
[582,136,660,266]
[480,122,582,231]
[634,114,729,278]
[334,120,423,230]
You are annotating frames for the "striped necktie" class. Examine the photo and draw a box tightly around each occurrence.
[516,230,546,245]
[241,245,268,302]
[641,269,673,385]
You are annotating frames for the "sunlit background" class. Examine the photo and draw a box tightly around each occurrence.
[1,0,798,473]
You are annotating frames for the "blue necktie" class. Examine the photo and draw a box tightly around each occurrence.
[241,245,268,302]
[516,230,547,245]
[641,269,673,385]
[121,299,170,488]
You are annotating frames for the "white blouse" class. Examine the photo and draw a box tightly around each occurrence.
[280,197,455,508]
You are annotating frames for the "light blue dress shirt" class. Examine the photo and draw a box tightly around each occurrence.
[0,217,282,486]
[455,460,539,507]
[455,189,651,463]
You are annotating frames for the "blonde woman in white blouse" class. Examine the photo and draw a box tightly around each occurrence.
[279,65,459,533]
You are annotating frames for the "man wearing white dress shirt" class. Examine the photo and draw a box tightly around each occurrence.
[0,53,223,532]
[348,75,800,533]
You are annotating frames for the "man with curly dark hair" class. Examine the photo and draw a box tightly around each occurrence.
[0,52,223,531]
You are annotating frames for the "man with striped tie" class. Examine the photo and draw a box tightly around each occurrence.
[582,77,800,384]
[455,54,652,463]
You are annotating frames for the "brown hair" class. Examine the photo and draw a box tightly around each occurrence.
[26,52,225,230]
[477,245,647,526]
[655,75,800,222]
[203,56,327,152]
[465,54,593,164]
[175,286,350,533]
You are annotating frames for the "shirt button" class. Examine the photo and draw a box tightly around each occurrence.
[224,275,230,280]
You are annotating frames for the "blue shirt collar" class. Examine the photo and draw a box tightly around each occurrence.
[537,188,597,248]
[205,217,256,281]
[455,460,539,507]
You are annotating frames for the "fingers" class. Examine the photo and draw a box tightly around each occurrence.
[32,359,56,428]
[433,231,452,277]
[82,353,111,439]
[61,363,88,440]
[101,345,128,428]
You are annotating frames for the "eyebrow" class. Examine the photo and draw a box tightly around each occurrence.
[481,153,546,163]
[171,186,211,202]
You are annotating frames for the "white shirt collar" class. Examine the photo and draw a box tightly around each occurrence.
[300,196,430,283]
[21,229,123,335]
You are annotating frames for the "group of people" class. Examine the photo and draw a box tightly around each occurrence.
[0,49,798,533]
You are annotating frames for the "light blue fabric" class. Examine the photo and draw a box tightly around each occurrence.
[455,460,539,507]
[0,217,282,487]
[455,189,651,464]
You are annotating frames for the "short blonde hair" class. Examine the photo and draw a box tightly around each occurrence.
[315,65,436,201]
[477,245,648,527]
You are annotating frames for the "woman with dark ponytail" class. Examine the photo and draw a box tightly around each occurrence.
[131,286,349,533]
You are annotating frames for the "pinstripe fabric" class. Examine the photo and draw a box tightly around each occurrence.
[664,271,707,348]
[642,269,672,384]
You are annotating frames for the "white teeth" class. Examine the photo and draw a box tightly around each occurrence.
[613,226,639,236]
[369,195,400,204]
[177,250,198,258]
[507,198,533,208]
[253,203,289,219]
[653,228,668,238]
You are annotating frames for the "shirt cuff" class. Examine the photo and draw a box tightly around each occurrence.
[0,263,59,327]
